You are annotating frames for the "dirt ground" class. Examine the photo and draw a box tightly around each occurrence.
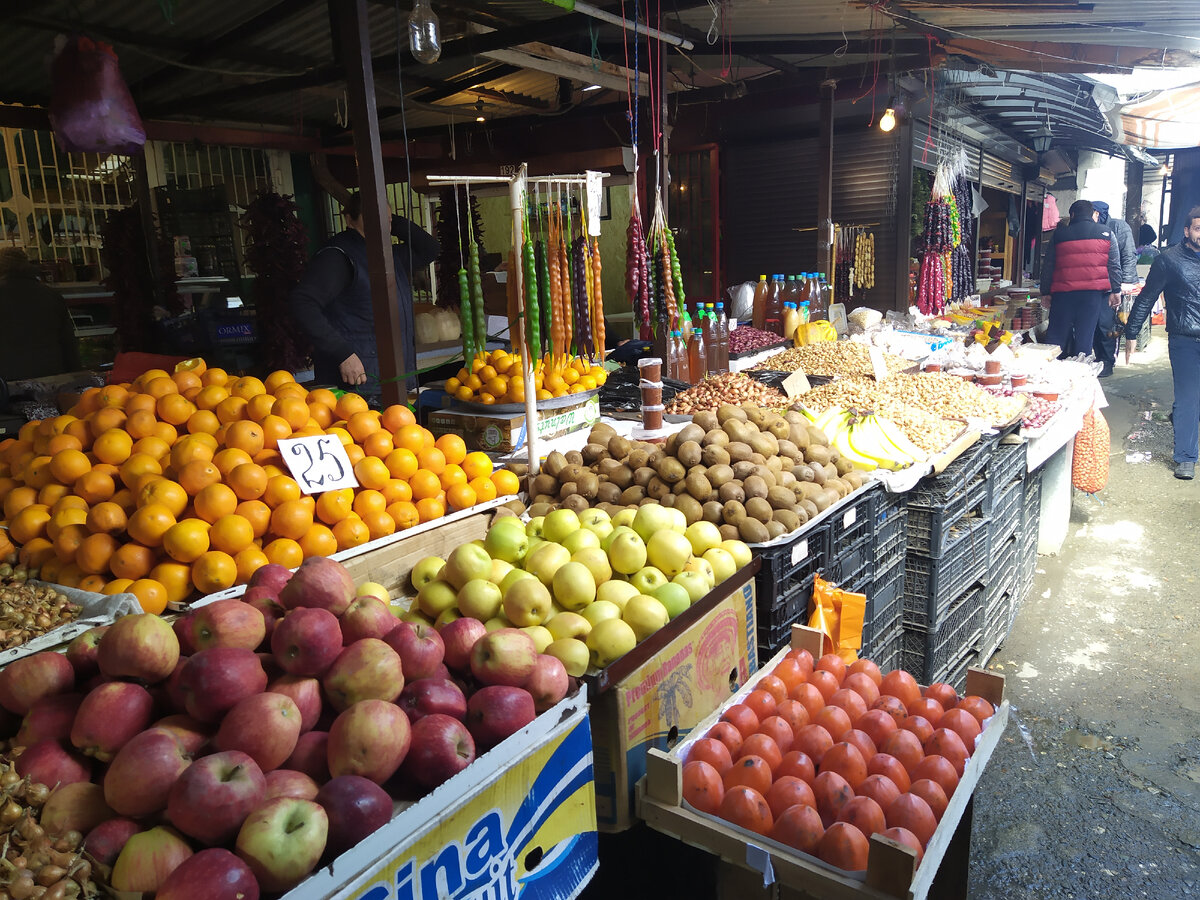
[968,337,1200,898]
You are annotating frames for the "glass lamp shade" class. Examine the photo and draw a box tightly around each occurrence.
[409,0,441,64]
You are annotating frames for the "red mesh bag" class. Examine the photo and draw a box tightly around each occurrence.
[48,36,146,155]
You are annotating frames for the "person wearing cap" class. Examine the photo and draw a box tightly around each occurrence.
[1090,200,1138,377]
[1041,200,1122,361]
[0,248,79,380]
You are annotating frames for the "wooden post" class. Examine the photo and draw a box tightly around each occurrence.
[893,116,915,311]
[816,80,836,279]
[132,155,162,301]
[337,0,405,408]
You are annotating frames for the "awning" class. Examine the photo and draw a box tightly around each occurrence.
[1101,82,1200,149]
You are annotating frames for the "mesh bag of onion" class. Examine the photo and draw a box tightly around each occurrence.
[1071,408,1110,494]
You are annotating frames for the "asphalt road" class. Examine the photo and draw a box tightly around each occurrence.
[968,338,1200,898]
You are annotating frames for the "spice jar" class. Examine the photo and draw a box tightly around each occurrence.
[640,380,663,406]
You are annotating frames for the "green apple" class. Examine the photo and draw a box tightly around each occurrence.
[410,556,444,591]
[685,521,723,557]
[703,547,737,585]
[596,580,639,611]
[581,600,622,628]
[442,544,493,590]
[601,525,635,552]
[388,601,407,619]
[489,558,515,585]
[571,547,612,586]
[622,594,670,641]
[586,618,637,668]
[720,539,752,569]
[526,516,546,538]
[434,607,462,629]
[611,508,636,528]
[579,508,613,541]
[551,561,597,611]
[632,505,674,543]
[672,570,711,603]
[682,556,715,588]
[668,509,688,533]
[525,536,545,558]
[546,637,590,677]
[524,541,572,585]
[457,578,503,620]
[653,582,692,620]
[646,530,693,577]
[606,531,647,575]
[484,616,508,632]
[500,568,536,595]
[484,519,530,563]
[542,508,581,544]
[399,606,434,626]
[561,528,600,554]
[630,566,668,595]
[356,581,390,602]
[417,579,459,618]
[546,611,591,641]
[522,625,554,653]
[502,577,553,627]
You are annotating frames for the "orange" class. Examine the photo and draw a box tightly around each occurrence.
[273,381,308,402]
[230,376,266,401]
[274,397,309,431]
[53,524,89,563]
[47,507,88,541]
[446,483,477,511]
[157,393,195,426]
[102,578,135,595]
[109,542,156,580]
[38,484,71,508]
[346,411,381,444]
[195,385,230,411]
[111,488,136,512]
[434,433,467,466]
[174,357,207,376]
[74,387,102,415]
[253,449,283,469]
[440,464,467,490]
[126,503,177,547]
[394,424,427,454]
[416,447,446,476]
[332,517,370,551]
[236,500,272,538]
[18,537,55,569]
[344,444,365,466]
[381,478,412,505]
[125,409,159,440]
[178,459,222,496]
[54,562,84,588]
[307,403,334,429]
[353,457,390,491]
[143,376,179,399]
[362,430,394,459]
[186,409,221,436]
[9,505,51,543]
[491,469,520,496]
[225,420,266,456]
[462,451,493,481]
[234,546,270,583]
[97,384,129,408]
[153,422,179,445]
[86,501,128,536]
[262,475,301,507]
[127,579,169,615]
[409,469,441,501]
[201,366,229,387]
[335,393,369,421]
[209,514,254,555]
[150,561,193,605]
[195,482,238,523]
[264,538,304,568]
[38,558,64,585]
[191,550,237,594]
[65,419,92,447]
[22,455,57,490]
[78,575,108,593]
[216,396,249,424]
[361,509,396,541]
[352,490,387,518]
[212,447,253,477]
[246,393,277,423]
[270,499,314,541]
[124,393,157,415]
[119,453,163,489]
[172,370,202,393]
[308,388,337,409]
[415,497,445,523]
[170,436,214,470]
[316,489,353,525]
[387,501,419,531]
[47,448,90,484]
[259,415,292,450]
[298,523,338,559]
[76,533,119,575]
[226,463,267,501]
[138,478,188,517]
[469,475,498,503]
[326,427,353,447]
[4,485,38,519]
[381,404,415,432]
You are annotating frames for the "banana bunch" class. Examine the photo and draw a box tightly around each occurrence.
[806,406,930,472]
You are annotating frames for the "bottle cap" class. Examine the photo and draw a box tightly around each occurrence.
[716,302,724,309]
[759,274,767,280]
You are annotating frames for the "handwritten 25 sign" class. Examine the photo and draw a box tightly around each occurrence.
[278,436,360,494]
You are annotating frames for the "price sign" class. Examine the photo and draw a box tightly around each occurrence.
[868,346,890,382]
[790,539,810,566]
[278,436,359,494]
[843,507,857,530]
[781,369,811,399]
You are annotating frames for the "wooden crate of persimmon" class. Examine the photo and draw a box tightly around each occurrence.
[636,625,1007,900]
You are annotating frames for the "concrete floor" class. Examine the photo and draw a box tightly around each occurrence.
[969,338,1200,898]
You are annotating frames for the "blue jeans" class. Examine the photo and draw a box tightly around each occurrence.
[1168,333,1200,464]
[1046,290,1105,360]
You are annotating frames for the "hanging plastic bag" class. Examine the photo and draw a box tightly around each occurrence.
[807,575,866,663]
[1072,407,1110,494]
[48,36,146,155]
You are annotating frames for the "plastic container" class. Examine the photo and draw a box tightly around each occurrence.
[640,380,663,406]
[715,303,730,373]
[641,404,664,430]
[637,357,662,382]
[985,359,1002,374]
[764,276,784,335]
[978,373,1002,386]
[1010,373,1027,387]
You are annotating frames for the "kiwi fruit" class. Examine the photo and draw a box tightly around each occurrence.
[702,501,724,524]
[610,464,634,490]
[693,410,719,432]
[767,419,791,441]
[774,509,801,533]
[727,442,753,463]
[779,471,796,488]
[560,494,588,514]
[655,457,686,484]
[823,463,839,483]
[765,520,786,539]
[792,464,815,483]
[647,448,665,469]
[717,404,748,423]
[719,524,740,541]
[674,494,704,524]
[718,481,745,504]
[749,433,778,458]
[784,410,806,425]
[564,450,584,467]
[767,486,796,510]
[743,475,769,500]
[672,479,690,495]
[685,472,712,502]
[659,493,676,507]
[590,422,617,440]
[748,453,767,467]
[744,406,768,429]
[732,461,757,481]
[582,443,608,465]
[843,470,865,490]
[607,435,632,460]
[677,422,705,445]
[647,476,671,501]
[806,444,832,467]
[543,451,568,478]
[800,499,819,520]
[755,463,779,484]
[627,448,650,470]
[702,429,730,448]
[806,424,830,448]
[577,472,600,499]
[796,482,824,502]
[745,497,774,523]
[834,456,855,476]
[809,464,827,487]
[738,518,770,543]
[706,464,734,487]
[723,419,749,442]
[620,485,647,505]
[701,445,731,467]
[633,466,656,487]
[677,440,703,468]
[533,494,556,506]
[812,490,834,512]
[788,423,811,450]
[531,473,558,497]
[776,439,800,461]
[826,479,847,499]
[597,482,622,504]
[527,502,554,518]
[722,500,747,524]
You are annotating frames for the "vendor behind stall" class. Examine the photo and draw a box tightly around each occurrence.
[0,248,79,381]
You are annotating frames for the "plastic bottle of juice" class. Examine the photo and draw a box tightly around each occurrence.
[783,275,797,309]
[715,302,730,372]
[674,331,690,380]
[818,272,831,312]
[810,273,828,321]
[752,275,769,330]
[764,276,784,334]
[702,304,718,375]
[689,311,708,382]
[783,302,800,343]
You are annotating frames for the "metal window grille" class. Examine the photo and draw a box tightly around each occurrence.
[155,142,273,206]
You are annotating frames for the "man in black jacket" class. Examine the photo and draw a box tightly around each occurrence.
[1090,200,1138,377]
[0,248,79,380]
[1125,205,1200,480]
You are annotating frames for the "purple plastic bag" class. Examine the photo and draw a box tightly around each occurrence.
[48,36,146,155]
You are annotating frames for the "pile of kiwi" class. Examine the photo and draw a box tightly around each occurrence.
[525,403,865,543]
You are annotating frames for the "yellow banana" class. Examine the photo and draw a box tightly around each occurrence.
[833,421,878,471]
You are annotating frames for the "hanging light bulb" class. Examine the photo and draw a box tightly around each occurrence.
[409,0,441,64]
[879,108,897,132]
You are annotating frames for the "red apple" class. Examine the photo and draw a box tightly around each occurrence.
[526,654,569,712]
[97,613,181,684]
[152,714,211,755]
[214,692,302,771]
[403,713,476,790]
[327,699,411,784]
[322,639,404,712]
[248,562,292,594]
[315,775,393,856]
[245,588,285,640]
[465,686,536,749]
[384,621,445,680]
[16,692,82,746]
[271,607,343,675]
[173,613,198,655]
[157,848,261,900]
[469,628,537,687]
[340,596,396,643]
[0,651,75,715]
[236,798,328,892]
[14,739,91,787]
[111,825,194,893]
[279,556,355,616]
[437,618,486,673]
[84,818,141,867]
[65,626,108,680]
[264,769,320,801]
[104,727,192,818]
[168,750,267,846]
[189,599,267,651]
[39,782,115,836]
[179,647,268,723]
[165,658,189,712]
[71,681,155,761]
[285,731,330,783]
[398,678,467,723]
[267,675,322,733]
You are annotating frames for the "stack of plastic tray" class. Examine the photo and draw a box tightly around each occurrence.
[903,515,991,629]
[754,521,832,656]
[906,440,992,558]
[1017,468,1043,605]
[827,484,880,587]
[985,439,1027,546]
[860,489,908,650]
[978,533,1019,663]
[871,619,904,673]
[900,583,986,684]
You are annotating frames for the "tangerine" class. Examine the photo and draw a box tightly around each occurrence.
[163,518,211,563]
[414,497,444,523]
[109,542,156,581]
[127,579,169,615]
[270,499,315,541]
[264,538,304,568]
[235,500,272,538]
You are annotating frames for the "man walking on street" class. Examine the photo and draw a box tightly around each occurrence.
[1124,206,1200,481]
[1042,199,1122,361]
[1091,200,1138,377]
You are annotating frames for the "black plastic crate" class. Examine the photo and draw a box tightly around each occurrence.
[933,646,981,693]
[989,479,1023,545]
[903,516,991,629]
[757,571,817,653]
[900,583,986,683]
[989,439,1028,491]
[867,622,904,672]
[863,555,905,647]
[830,484,878,551]
[874,490,908,572]
[906,474,989,558]
[918,439,993,498]
[753,521,831,614]
[830,530,872,586]
[987,533,1019,601]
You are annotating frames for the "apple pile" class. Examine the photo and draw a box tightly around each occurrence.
[0,549,585,899]
[405,504,752,677]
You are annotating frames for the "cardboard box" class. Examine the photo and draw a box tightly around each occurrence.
[428,396,600,453]
[589,574,758,832]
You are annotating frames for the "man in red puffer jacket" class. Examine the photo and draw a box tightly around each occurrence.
[1041,199,1121,359]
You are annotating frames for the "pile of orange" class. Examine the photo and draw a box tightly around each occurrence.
[0,359,519,613]
[444,349,607,405]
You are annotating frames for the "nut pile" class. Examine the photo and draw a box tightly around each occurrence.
[665,373,787,415]
[755,342,910,377]
[873,373,1027,425]
[0,564,81,651]
[728,326,786,355]
[528,407,865,543]
[795,383,965,454]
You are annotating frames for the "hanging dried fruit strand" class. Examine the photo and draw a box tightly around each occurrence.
[590,236,605,360]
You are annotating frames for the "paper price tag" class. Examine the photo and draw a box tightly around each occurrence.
[781,369,811,399]
[790,539,809,566]
[278,436,359,494]
[868,345,890,382]
[843,507,857,529]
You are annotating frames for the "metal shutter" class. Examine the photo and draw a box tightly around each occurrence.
[833,128,903,311]
[981,152,1022,194]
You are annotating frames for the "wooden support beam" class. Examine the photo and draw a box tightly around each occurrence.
[337,0,406,408]
[817,80,835,278]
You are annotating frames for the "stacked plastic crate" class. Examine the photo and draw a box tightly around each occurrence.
[978,439,1028,663]
[863,488,908,671]
[753,521,832,658]
[1017,466,1043,606]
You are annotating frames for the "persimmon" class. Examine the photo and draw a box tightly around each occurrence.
[900,715,934,745]
[743,689,778,722]
[856,709,899,750]
[818,822,869,871]
[828,688,868,725]
[757,715,795,756]
[820,742,868,790]
[719,704,759,740]
[838,795,886,837]
[722,755,773,796]
[924,728,970,777]
[807,669,840,703]
[682,760,724,815]
[910,779,948,821]
[912,754,959,798]
[774,699,811,737]
[791,683,826,721]
[771,658,806,693]
[956,695,995,725]
[843,729,878,765]
[882,729,926,777]
[776,750,816,785]
[867,752,912,793]
[792,724,835,766]
[881,826,924,865]
[880,669,921,709]
[770,804,824,855]
[688,738,733,775]
[717,786,773,836]
[812,770,854,828]
[736,733,783,773]
[705,721,744,758]
[885,793,937,846]
[843,672,881,707]
[857,774,902,812]
[815,653,846,684]
[925,682,959,710]
[813,705,853,743]
[939,708,982,749]
[766,775,816,820]
[908,697,945,727]
[847,658,882,686]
